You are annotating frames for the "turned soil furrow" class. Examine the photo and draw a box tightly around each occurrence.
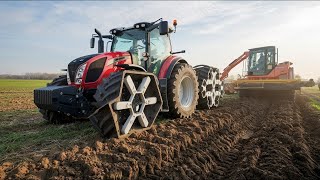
[208,98,269,179]
[2,96,320,180]
[224,98,320,180]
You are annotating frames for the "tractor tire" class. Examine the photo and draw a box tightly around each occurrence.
[167,63,199,118]
[90,72,123,137]
[47,75,68,86]
[194,65,221,109]
[90,71,162,138]
[40,75,71,124]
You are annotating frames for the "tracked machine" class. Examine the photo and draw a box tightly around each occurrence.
[221,46,314,98]
[34,19,224,138]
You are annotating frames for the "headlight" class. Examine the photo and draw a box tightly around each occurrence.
[67,69,71,85]
[75,63,87,85]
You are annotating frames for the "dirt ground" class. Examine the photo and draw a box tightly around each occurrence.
[0,79,49,112]
[1,93,320,180]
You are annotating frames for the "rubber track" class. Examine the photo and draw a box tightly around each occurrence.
[89,72,124,137]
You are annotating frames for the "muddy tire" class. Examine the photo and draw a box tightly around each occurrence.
[194,65,221,109]
[47,75,68,86]
[167,63,199,118]
[90,71,162,138]
[90,72,123,137]
[40,109,73,124]
[40,75,71,124]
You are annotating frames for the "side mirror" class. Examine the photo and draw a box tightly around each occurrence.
[159,21,169,35]
[90,37,95,48]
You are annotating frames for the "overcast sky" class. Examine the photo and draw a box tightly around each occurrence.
[0,1,319,79]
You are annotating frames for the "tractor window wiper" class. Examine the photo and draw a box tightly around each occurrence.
[120,40,132,43]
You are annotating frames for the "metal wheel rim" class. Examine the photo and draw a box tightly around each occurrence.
[179,76,194,108]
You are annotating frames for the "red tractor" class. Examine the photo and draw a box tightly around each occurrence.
[34,19,223,138]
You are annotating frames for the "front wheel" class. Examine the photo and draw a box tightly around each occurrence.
[167,63,199,118]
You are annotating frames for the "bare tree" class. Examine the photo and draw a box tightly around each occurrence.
[0,73,64,80]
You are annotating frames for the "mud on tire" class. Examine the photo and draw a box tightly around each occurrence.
[90,71,162,138]
[167,63,199,118]
[90,72,123,137]
[47,75,68,86]
[194,65,221,109]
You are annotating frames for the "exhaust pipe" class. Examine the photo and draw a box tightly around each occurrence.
[95,29,104,53]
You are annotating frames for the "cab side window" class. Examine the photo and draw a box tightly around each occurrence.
[150,28,171,63]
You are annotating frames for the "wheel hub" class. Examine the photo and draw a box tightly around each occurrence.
[113,75,158,134]
[132,94,143,113]
[179,76,195,108]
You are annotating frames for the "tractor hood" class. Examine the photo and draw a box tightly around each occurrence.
[68,54,99,83]
[67,52,132,89]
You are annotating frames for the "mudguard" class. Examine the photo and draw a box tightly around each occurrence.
[158,56,188,79]
[157,56,188,112]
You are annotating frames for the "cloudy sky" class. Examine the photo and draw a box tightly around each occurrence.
[0,1,320,79]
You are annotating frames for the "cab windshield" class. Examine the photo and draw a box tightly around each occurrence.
[248,47,275,76]
[111,29,146,65]
[248,49,266,75]
[110,28,171,68]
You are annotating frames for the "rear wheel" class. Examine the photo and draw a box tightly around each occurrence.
[167,63,199,118]
[194,65,221,109]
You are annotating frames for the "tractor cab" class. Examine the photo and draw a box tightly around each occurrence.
[110,25,172,71]
[247,46,278,76]
[91,19,175,73]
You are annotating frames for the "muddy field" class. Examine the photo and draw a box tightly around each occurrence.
[1,92,320,180]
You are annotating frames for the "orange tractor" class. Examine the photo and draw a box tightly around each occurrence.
[221,46,314,97]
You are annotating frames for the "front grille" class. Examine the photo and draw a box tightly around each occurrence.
[34,89,52,105]
[85,58,106,83]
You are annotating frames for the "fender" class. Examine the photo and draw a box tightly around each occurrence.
[158,56,188,79]
[158,55,188,112]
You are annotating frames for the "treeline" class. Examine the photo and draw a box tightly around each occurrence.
[0,73,64,80]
